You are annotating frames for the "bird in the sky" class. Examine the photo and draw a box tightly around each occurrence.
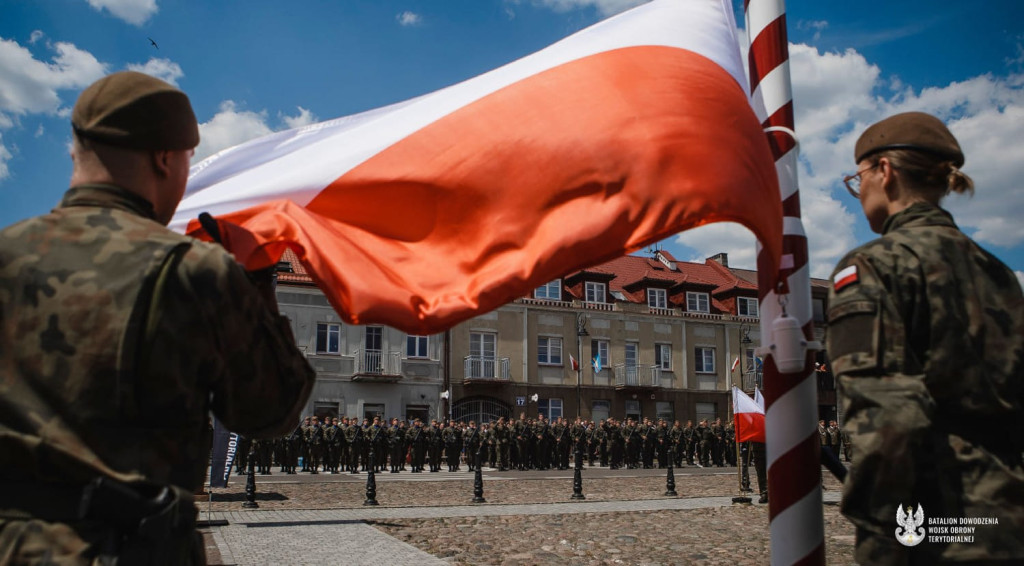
[148,37,159,49]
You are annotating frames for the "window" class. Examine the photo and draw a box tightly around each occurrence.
[538,398,563,420]
[534,280,562,300]
[695,402,717,423]
[468,332,497,378]
[365,326,383,351]
[314,401,339,421]
[405,405,429,424]
[591,400,610,422]
[585,282,606,303]
[656,401,674,421]
[738,297,759,317]
[687,292,709,313]
[648,288,667,309]
[744,348,756,375]
[695,347,716,373]
[813,298,826,324]
[316,322,340,354]
[655,343,672,370]
[406,335,429,358]
[537,336,563,365]
[624,342,638,368]
[591,339,609,371]
[363,403,385,421]
[624,400,641,421]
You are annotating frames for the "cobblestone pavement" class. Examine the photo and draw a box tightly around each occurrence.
[200,466,855,565]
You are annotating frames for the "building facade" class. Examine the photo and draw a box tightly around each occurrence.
[275,249,833,425]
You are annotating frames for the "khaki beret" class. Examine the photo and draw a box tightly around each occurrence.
[854,111,963,167]
[72,71,199,151]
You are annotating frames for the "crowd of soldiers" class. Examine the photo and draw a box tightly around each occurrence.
[232,413,770,475]
[819,419,852,463]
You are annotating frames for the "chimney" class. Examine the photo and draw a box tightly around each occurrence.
[707,253,728,267]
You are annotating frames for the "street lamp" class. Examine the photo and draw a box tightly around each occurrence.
[740,324,753,391]
[576,313,589,419]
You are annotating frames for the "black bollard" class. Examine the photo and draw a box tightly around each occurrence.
[243,445,259,508]
[571,444,585,500]
[664,446,678,497]
[472,448,486,503]
[364,445,379,506]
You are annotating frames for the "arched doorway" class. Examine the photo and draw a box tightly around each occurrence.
[453,396,511,424]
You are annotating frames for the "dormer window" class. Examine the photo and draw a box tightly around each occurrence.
[686,291,709,313]
[585,282,606,303]
[648,288,667,309]
[738,297,759,317]
[534,279,561,300]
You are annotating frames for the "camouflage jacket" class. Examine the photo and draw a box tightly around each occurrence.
[827,202,1023,563]
[0,185,316,492]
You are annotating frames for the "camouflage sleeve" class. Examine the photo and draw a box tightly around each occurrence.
[826,252,937,538]
[144,240,315,439]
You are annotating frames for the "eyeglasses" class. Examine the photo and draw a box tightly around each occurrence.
[842,163,879,199]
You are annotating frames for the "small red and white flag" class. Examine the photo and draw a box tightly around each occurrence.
[833,265,859,292]
[731,356,740,372]
[570,355,579,371]
[732,386,765,443]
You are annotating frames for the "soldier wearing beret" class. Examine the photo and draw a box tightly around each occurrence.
[0,72,316,564]
[829,111,1023,564]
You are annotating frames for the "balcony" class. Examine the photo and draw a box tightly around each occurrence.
[613,364,662,389]
[464,356,511,384]
[352,349,403,382]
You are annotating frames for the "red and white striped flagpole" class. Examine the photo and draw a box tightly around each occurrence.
[744,0,825,564]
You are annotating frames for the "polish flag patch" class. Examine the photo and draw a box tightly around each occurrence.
[833,265,859,292]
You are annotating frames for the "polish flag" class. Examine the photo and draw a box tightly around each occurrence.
[570,355,579,372]
[732,386,766,443]
[173,0,782,334]
[731,356,740,372]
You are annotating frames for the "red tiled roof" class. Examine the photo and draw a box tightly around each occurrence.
[275,248,316,285]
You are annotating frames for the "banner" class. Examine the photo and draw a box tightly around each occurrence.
[210,417,240,488]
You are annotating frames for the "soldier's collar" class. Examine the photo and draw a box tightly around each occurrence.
[881,201,956,235]
[61,184,157,221]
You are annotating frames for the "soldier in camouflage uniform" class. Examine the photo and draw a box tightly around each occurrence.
[0,72,316,565]
[829,112,1023,564]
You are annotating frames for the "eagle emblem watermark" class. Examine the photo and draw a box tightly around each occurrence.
[895,503,926,547]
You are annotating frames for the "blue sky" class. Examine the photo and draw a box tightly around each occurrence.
[2,0,1023,284]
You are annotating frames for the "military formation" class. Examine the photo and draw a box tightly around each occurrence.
[232,413,791,475]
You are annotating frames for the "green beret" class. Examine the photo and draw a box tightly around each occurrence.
[854,111,963,167]
[71,71,199,151]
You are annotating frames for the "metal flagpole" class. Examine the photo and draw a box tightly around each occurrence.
[744,0,825,564]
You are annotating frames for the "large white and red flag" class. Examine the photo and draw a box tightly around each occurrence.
[732,386,766,443]
[172,0,782,334]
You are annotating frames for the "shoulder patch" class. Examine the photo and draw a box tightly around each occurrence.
[833,265,859,292]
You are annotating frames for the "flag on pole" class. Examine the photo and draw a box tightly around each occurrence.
[592,354,602,373]
[173,0,782,335]
[570,354,579,371]
[731,356,740,372]
[731,386,766,443]
[209,417,239,488]
[754,388,766,412]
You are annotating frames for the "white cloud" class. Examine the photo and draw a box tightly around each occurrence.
[85,0,158,26]
[396,11,422,27]
[34,124,44,137]
[194,101,273,162]
[29,30,44,45]
[0,37,107,127]
[281,106,317,129]
[521,0,649,17]
[125,57,183,86]
[675,37,1024,278]
[0,134,12,181]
